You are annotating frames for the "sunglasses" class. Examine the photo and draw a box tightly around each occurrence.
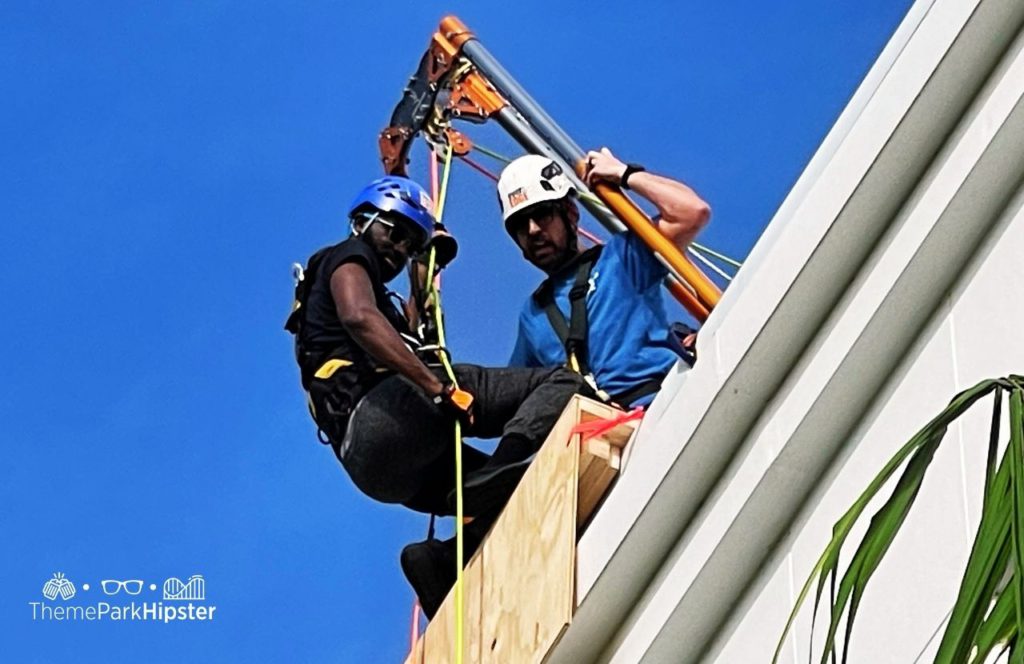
[507,200,562,237]
[371,214,428,254]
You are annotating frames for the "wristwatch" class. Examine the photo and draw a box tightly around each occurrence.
[620,163,646,189]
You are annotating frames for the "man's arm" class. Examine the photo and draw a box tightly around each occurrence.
[584,147,710,250]
[330,262,445,396]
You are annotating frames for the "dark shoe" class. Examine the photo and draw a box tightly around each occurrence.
[449,455,536,516]
[400,539,456,620]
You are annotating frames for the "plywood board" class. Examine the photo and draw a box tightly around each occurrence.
[406,396,638,663]
[464,553,484,663]
[477,399,580,664]
[577,448,622,529]
[575,400,638,527]
[421,553,483,664]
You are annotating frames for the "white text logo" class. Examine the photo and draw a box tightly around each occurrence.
[30,572,216,623]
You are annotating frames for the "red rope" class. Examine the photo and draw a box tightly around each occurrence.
[577,226,605,247]
[408,150,435,662]
[429,149,440,204]
[569,407,644,445]
[458,154,500,182]
[410,600,421,649]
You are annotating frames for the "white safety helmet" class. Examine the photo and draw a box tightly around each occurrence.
[496,154,576,223]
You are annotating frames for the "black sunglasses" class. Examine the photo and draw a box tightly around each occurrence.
[372,215,428,254]
[507,200,562,236]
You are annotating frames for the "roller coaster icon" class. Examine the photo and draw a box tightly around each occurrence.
[162,574,205,601]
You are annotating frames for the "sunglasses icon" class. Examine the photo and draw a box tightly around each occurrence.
[100,579,144,595]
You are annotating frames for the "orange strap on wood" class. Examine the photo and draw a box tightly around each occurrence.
[569,407,645,445]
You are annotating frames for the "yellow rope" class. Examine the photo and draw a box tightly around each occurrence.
[435,143,454,223]
[426,143,464,664]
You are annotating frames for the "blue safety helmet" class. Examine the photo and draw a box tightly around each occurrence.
[348,176,436,243]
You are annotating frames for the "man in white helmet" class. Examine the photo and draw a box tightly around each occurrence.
[498,148,710,408]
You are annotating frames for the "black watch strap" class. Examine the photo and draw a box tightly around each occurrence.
[620,163,646,189]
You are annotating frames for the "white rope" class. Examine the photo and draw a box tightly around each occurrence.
[688,245,733,282]
[690,241,742,268]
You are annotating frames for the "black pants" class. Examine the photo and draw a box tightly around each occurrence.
[333,364,584,515]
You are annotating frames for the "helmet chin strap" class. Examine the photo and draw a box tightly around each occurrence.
[566,221,579,254]
[558,217,580,264]
[552,247,579,272]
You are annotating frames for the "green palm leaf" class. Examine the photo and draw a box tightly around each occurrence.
[969,584,1016,663]
[776,377,1024,664]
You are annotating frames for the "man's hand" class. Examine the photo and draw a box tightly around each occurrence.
[584,146,710,250]
[433,383,475,426]
[583,147,627,187]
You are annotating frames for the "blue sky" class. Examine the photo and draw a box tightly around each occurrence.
[1,2,913,661]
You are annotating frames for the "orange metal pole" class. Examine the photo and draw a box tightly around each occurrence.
[399,15,723,321]
[438,15,473,49]
[667,279,710,322]
[588,178,722,318]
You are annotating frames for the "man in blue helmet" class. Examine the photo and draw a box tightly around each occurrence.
[497,149,710,408]
[286,175,585,618]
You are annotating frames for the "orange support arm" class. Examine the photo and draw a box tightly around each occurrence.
[587,177,721,321]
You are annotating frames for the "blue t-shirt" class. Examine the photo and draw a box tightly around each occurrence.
[509,232,679,405]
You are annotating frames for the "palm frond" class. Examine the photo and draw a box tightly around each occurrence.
[775,376,1024,664]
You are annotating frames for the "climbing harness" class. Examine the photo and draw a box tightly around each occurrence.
[532,245,692,408]
[285,183,442,447]
[533,246,612,402]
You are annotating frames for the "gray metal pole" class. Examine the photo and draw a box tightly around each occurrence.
[455,29,715,315]
[463,40,588,167]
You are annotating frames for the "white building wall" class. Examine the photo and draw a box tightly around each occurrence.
[638,30,1024,662]
[713,184,1024,664]
[546,1,1024,662]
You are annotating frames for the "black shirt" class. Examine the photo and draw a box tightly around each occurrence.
[299,236,413,384]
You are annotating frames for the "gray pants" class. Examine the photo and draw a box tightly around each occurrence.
[335,364,584,515]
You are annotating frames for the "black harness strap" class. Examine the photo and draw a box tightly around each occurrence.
[534,245,676,407]
[539,288,571,348]
[565,257,594,373]
[609,378,663,408]
[534,246,603,376]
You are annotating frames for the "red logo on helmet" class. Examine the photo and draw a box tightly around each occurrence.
[507,188,528,208]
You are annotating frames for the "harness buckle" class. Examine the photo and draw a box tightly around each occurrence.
[569,283,590,301]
